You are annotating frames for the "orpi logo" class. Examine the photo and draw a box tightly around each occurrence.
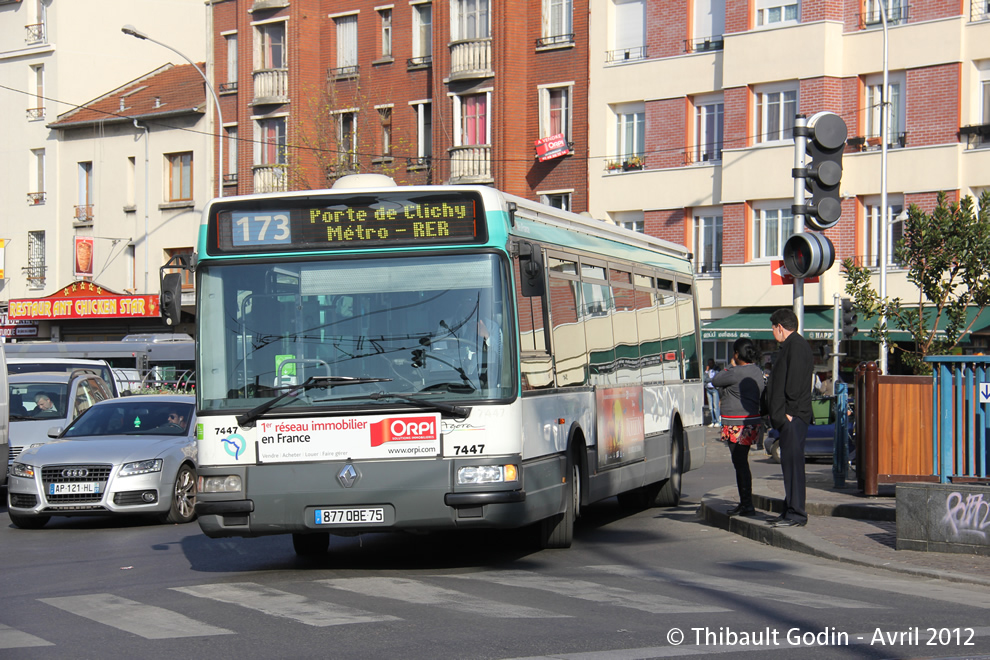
[370,415,438,446]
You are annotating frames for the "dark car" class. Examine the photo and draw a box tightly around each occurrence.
[764,396,855,463]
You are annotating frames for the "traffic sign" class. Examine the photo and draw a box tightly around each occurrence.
[770,260,819,286]
[980,382,990,404]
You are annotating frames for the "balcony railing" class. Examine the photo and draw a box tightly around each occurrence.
[219,81,238,93]
[847,132,908,151]
[684,36,724,53]
[536,33,574,48]
[25,23,45,45]
[327,65,360,81]
[74,205,94,223]
[605,46,648,64]
[253,164,288,193]
[26,107,45,120]
[22,265,47,288]
[861,4,909,28]
[960,123,990,149]
[406,156,433,171]
[683,148,722,165]
[972,0,990,21]
[449,145,492,184]
[223,172,238,185]
[252,68,288,104]
[448,38,493,80]
[407,55,432,69]
[27,192,46,205]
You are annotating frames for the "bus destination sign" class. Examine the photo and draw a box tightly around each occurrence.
[212,192,485,254]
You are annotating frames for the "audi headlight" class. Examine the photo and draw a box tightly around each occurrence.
[119,458,163,476]
[10,463,36,479]
[457,464,518,485]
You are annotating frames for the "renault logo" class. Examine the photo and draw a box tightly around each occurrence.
[62,468,89,478]
[337,464,358,488]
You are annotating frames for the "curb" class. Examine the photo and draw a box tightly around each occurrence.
[750,478,896,522]
[700,486,990,588]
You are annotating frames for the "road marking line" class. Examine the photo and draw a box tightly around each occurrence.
[39,594,233,639]
[173,582,399,627]
[318,577,568,618]
[0,624,53,649]
[590,565,880,610]
[444,571,729,614]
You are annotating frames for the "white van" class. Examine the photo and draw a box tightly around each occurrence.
[0,343,8,487]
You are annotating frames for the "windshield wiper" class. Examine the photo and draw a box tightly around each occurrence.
[366,392,469,418]
[236,375,392,427]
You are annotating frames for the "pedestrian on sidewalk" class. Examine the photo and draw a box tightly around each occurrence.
[705,359,721,426]
[712,337,765,517]
[766,308,814,528]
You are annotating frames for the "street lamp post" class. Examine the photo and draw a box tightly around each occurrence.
[878,5,890,374]
[121,25,224,200]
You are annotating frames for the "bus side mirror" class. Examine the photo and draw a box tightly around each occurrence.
[518,241,545,298]
[160,273,183,326]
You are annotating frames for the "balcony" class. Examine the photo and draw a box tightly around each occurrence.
[219,81,238,94]
[847,132,908,151]
[252,68,288,105]
[448,38,493,81]
[684,36,724,53]
[960,123,990,149]
[407,55,432,70]
[25,23,45,45]
[250,0,289,11]
[253,165,288,193]
[74,205,94,225]
[604,156,644,173]
[26,107,45,121]
[27,192,46,205]
[223,172,238,185]
[327,65,359,82]
[972,0,990,21]
[605,46,648,64]
[448,145,492,184]
[683,148,722,165]
[536,33,574,48]
[861,4,909,28]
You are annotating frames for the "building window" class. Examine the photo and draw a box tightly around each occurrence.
[27,230,45,287]
[412,3,433,61]
[695,97,723,163]
[335,14,358,70]
[28,64,44,119]
[412,101,433,163]
[225,126,238,183]
[30,148,45,202]
[379,8,392,58]
[694,0,725,41]
[864,196,905,268]
[454,0,490,40]
[864,0,907,25]
[611,0,646,61]
[615,102,645,160]
[540,85,572,141]
[457,94,489,146]
[378,107,392,158]
[223,33,237,90]
[256,22,286,70]
[865,73,905,147]
[613,210,644,233]
[542,0,573,43]
[77,161,94,223]
[166,248,195,290]
[334,111,357,166]
[694,212,723,274]
[983,78,990,124]
[756,86,798,143]
[166,152,193,202]
[753,205,794,259]
[125,245,135,292]
[256,117,287,165]
[126,156,136,207]
[541,192,571,211]
[757,0,799,26]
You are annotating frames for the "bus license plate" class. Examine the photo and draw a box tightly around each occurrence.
[314,507,385,525]
[49,482,99,495]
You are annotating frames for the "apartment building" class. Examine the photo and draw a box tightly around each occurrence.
[0,0,206,340]
[210,0,588,210]
[588,0,990,369]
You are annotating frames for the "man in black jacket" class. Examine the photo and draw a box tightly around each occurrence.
[767,308,814,527]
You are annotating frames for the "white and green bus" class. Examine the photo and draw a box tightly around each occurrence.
[170,175,705,556]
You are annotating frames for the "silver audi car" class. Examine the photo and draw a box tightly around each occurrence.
[7,395,197,529]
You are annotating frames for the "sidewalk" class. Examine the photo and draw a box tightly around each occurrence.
[699,445,990,587]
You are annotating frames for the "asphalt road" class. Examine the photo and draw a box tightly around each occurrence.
[2,441,989,660]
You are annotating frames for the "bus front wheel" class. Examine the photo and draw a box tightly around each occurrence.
[292,532,330,557]
[537,458,579,549]
[654,434,683,507]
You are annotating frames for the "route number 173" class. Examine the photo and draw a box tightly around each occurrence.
[231,211,292,246]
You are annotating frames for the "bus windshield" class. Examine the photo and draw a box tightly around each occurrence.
[197,252,514,412]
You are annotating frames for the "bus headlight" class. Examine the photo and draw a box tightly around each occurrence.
[200,475,242,493]
[10,463,36,479]
[457,464,518,485]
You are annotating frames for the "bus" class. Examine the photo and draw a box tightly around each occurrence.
[173,175,705,556]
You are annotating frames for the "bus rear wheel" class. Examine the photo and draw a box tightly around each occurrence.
[292,532,330,557]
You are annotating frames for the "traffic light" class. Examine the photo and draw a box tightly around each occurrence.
[841,298,858,340]
[793,111,847,231]
[783,231,835,279]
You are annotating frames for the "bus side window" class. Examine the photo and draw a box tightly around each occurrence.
[513,254,552,389]
[547,269,587,387]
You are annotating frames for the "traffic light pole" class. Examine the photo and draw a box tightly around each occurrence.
[832,294,841,395]
[792,115,808,334]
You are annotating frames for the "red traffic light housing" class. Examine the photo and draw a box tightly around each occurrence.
[783,232,835,279]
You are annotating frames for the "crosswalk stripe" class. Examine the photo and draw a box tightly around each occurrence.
[39,594,233,639]
[732,561,990,608]
[318,577,568,618]
[590,565,881,610]
[444,571,729,614]
[172,582,399,627]
[0,624,53,650]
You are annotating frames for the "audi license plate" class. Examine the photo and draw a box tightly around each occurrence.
[49,482,99,495]
[314,507,385,525]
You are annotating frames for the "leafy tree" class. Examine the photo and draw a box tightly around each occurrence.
[842,191,990,374]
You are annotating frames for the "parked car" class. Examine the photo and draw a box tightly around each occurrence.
[0,343,7,488]
[6,395,197,529]
[764,396,855,463]
[8,357,120,396]
[7,371,115,468]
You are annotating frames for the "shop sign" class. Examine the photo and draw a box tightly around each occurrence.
[8,281,159,321]
[534,133,570,162]
[0,310,38,337]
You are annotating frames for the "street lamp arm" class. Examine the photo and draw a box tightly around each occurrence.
[121,25,223,199]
